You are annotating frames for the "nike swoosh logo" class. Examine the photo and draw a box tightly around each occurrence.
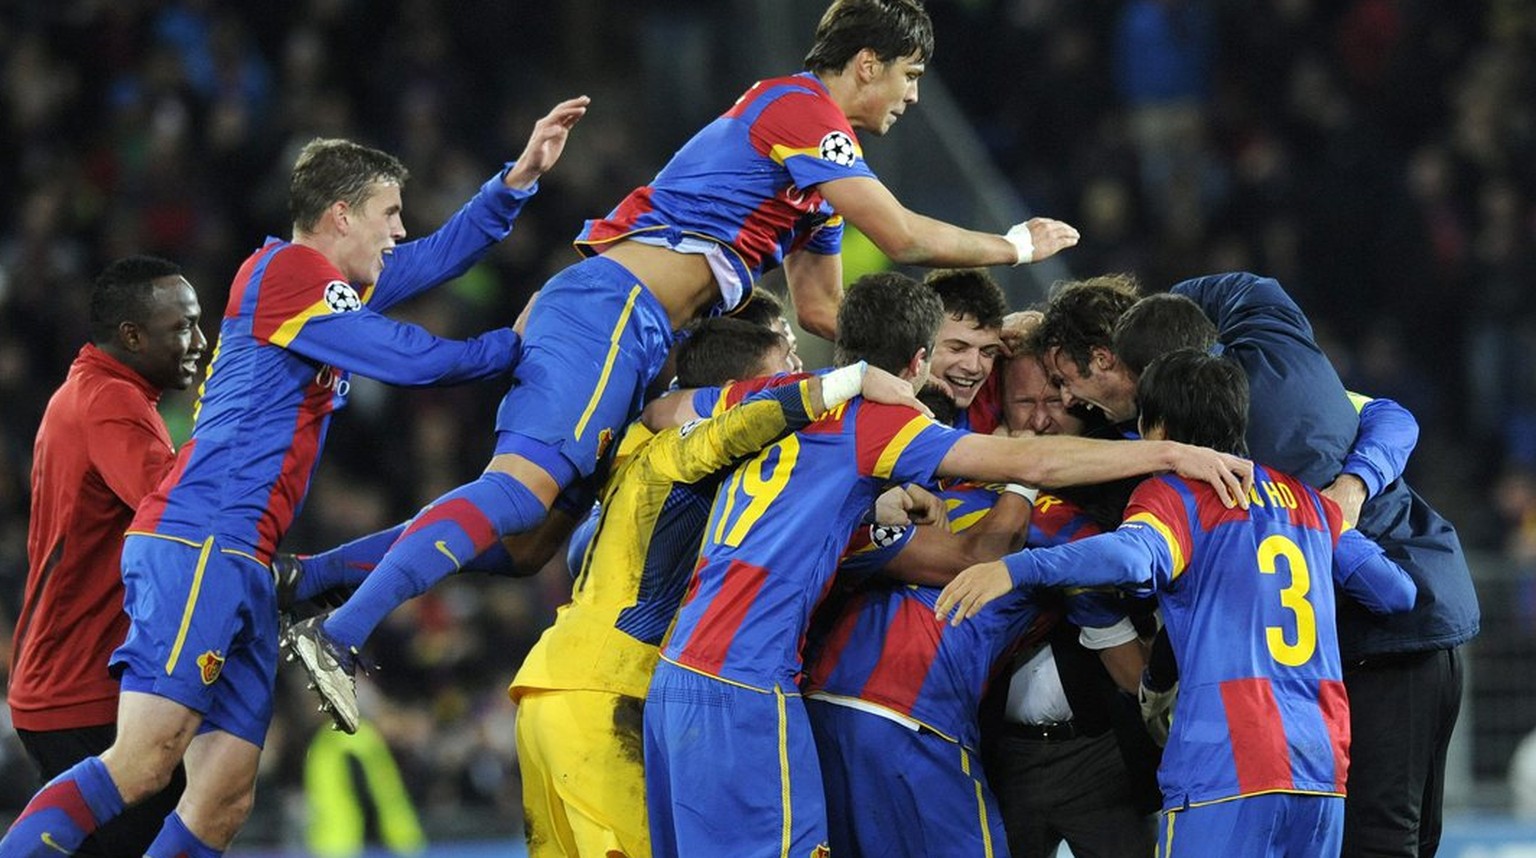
[41,832,70,854]
[433,540,460,566]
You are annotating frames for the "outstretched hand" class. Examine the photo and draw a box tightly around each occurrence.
[933,560,1012,625]
[1169,444,1253,508]
[1006,217,1080,264]
[503,95,591,189]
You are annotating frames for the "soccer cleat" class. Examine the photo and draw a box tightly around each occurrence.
[285,617,360,734]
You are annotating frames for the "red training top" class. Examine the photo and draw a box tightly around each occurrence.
[9,344,175,730]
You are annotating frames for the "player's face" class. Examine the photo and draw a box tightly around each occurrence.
[340,181,406,284]
[129,276,206,391]
[1003,355,1082,437]
[858,52,924,135]
[929,313,1002,409]
[1046,346,1138,423]
[770,318,804,373]
[751,340,798,378]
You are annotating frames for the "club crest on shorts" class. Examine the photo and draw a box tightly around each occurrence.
[197,650,226,685]
[819,131,857,167]
[323,280,363,313]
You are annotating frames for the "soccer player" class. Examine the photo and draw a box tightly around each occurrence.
[286,0,1084,729]
[1040,272,1477,855]
[0,98,588,858]
[936,349,1419,857]
[642,271,1253,856]
[511,317,917,858]
[8,257,203,858]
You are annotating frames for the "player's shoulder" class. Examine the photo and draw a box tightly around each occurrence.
[261,242,349,294]
[747,73,848,123]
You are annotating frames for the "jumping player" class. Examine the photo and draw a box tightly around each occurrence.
[0,98,588,858]
[287,0,1082,730]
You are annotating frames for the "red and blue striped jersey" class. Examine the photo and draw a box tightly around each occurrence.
[576,72,874,313]
[805,484,1123,748]
[660,399,963,689]
[132,174,531,562]
[1006,465,1418,808]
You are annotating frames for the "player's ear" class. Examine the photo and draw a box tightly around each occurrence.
[329,200,351,234]
[854,47,881,82]
[1090,345,1115,373]
[117,319,143,352]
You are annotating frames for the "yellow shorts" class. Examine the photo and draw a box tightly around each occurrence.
[516,689,649,858]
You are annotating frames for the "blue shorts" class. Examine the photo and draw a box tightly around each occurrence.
[111,534,278,747]
[495,255,675,483]
[643,661,828,857]
[1160,792,1342,857]
[807,698,1006,858]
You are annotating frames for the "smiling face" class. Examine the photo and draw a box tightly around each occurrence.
[929,313,1002,409]
[1046,344,1139,423]
[850,50,924,135]
[335,181,405,284]
[128,276,206,391]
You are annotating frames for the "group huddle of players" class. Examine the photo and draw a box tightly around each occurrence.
[0,1,1475,857]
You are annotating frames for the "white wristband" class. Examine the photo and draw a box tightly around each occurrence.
[820,360,868,408]
[1004,222,1034,266]
[1001,483,1039,504]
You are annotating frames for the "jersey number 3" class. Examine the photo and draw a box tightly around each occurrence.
[1258,534,1317,667]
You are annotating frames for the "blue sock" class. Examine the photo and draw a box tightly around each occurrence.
[0,756,123,856]
[145,811,222,857]
[323,472,547,651]
[295,524,405,602]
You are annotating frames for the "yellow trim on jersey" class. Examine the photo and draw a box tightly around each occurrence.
[872,415,933,480]
[655,654,779,694]
[1184,787,1346,809]
[219,547,265,567]
[767,142,864,165]
[776,685,793,858]
[575,285,642,440]
[268,298,333,348]
[1126,511,1186,579]
[125,531,211,550]
[1345,390,1372,413]
[165,536,215,675]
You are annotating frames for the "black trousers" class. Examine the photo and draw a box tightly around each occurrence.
[984,728,1156,858]
[1342,647,1463,858]
[16,724,186,858]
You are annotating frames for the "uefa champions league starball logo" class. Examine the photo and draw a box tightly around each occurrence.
[323,280,363,313]
[819,131,856,167]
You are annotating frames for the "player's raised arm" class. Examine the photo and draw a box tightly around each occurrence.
[501,95,590,190]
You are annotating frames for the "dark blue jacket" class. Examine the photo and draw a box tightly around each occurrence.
[1174,272,1479,659]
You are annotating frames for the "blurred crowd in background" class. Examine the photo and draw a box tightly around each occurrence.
[3,0,1536,849]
